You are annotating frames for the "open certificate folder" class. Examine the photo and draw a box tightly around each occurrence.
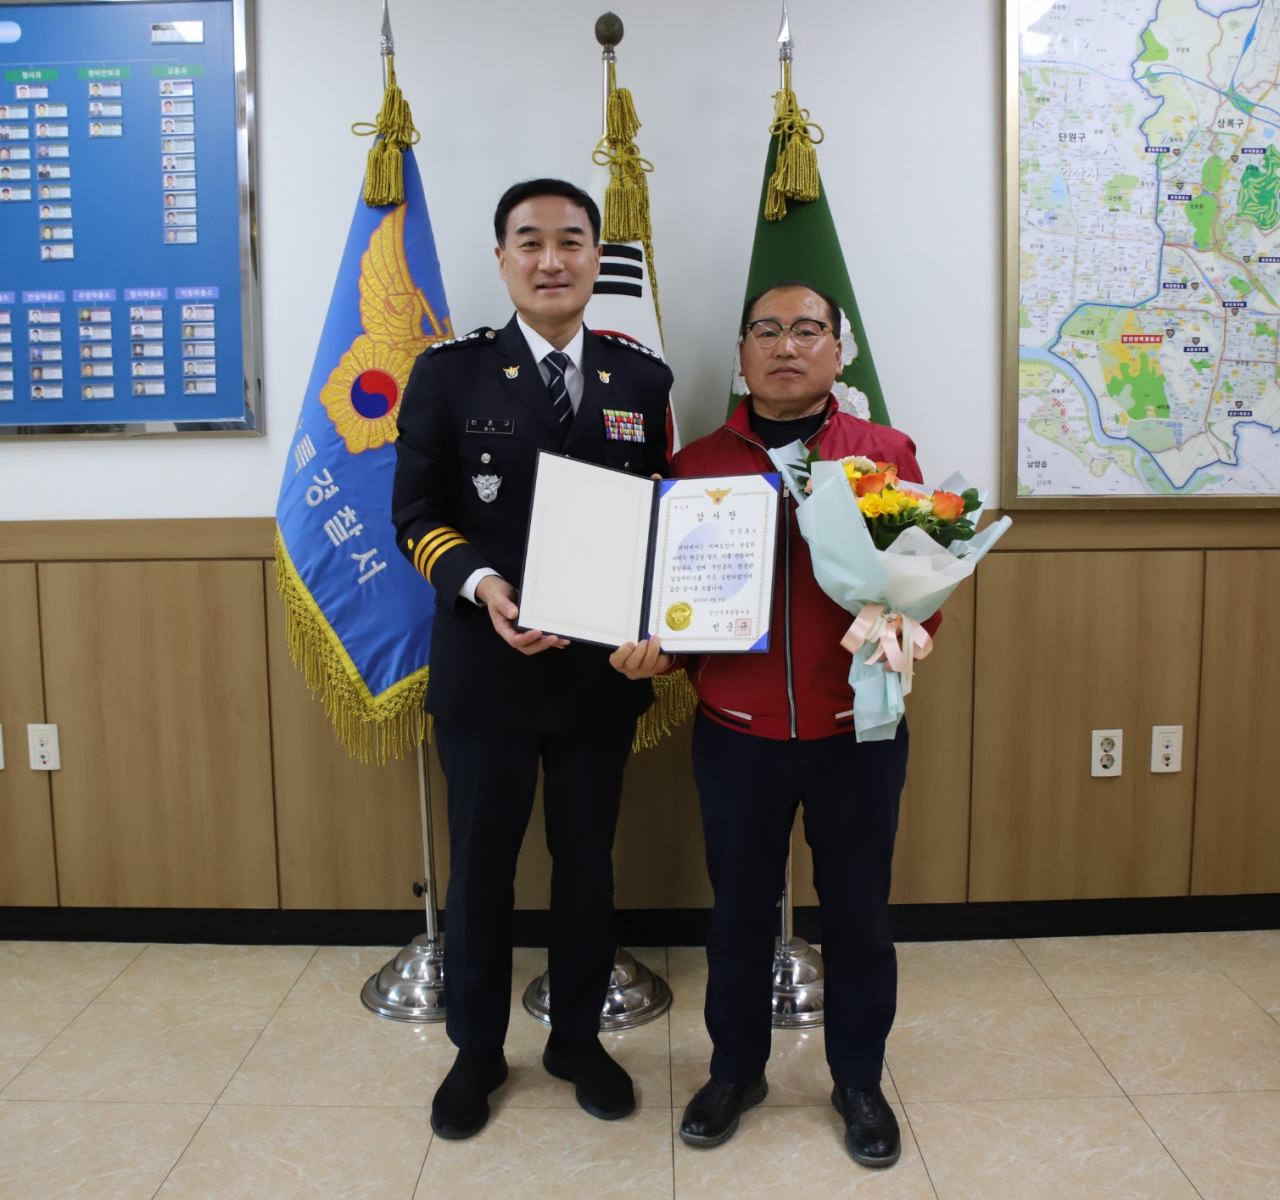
[518,452,780,653]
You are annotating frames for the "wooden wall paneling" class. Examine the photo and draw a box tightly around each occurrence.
[39,560,279,907]
[788,577,976,908]
[1191,550,1280,895]
[615,720,711,909]
[264,563,554,910]
[969,551,1204,901]
[0,563,58,905]
[265,565,427,910]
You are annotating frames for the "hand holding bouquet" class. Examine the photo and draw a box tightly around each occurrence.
[771,444,1012,741]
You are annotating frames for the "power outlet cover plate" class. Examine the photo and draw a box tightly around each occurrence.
[1091,728,1123,777]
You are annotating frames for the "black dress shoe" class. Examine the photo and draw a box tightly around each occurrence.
[542,1035,635,1120]
[430,1049,508,1139]
[832,1084,901,1168]
[679,1076,768,1148]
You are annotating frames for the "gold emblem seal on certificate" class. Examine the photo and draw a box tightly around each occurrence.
[665,602,693,631]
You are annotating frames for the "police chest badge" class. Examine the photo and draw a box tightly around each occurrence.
[602,409,645,443]
[472,474,502,503]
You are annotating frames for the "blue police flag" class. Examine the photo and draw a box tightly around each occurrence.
[275,145,453,763]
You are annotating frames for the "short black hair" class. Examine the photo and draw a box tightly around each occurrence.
[494,178,601,246]
[741,279,842,340]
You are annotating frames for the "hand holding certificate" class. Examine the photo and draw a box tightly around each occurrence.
[518,452,780,653]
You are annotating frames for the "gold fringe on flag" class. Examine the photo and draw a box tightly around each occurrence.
[632,669,698,752]
[352,55,421,208]
[275,530,429,765]
[593,60,663,338]
[765,59,824,222]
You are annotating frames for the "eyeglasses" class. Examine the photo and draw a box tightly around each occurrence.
[743,318,832,347]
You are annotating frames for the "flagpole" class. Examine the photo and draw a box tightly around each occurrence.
[362,741,447,1021]
[519,9,674,1034]
[596,11,621,137]
[358,0,446,1023]
[769,0,824,1027]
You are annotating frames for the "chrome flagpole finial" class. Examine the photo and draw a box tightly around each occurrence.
[380,0,394,57]
[777,0,793,61]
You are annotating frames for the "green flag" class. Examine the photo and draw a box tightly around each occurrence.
[730,119,891,427]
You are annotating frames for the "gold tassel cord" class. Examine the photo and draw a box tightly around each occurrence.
[275,531,430,765]
[632,669,698,753]
[765,59,824,222]
[352,55,420,208]
[593,61,663,339]
[280,524,691,760]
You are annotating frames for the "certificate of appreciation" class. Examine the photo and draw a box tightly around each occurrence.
[518,452,780,653]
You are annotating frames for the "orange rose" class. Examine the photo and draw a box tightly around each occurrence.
[854,472,888,497]
[875,462,899,485]
[931,490,965,521]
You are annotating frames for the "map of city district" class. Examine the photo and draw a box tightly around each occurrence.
[1019,0,1280,497]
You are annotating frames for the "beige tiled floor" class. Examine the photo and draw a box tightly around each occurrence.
[2,932,1280,1197]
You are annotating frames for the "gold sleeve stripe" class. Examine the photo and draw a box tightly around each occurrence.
[423,537,468,582]
[413,526,461,574]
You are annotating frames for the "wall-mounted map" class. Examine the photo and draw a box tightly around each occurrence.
[1013,0,1280,502]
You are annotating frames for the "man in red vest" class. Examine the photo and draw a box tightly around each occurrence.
[612,280,939,1170]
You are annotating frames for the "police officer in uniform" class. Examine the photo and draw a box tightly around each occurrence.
[392,179,672,1139]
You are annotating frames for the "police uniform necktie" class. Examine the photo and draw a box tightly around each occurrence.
[542,350,573,426]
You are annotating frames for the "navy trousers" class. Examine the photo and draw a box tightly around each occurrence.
[691,710,909,1089]
[434,718,635,1051]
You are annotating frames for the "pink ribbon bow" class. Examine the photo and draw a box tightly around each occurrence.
[840,603,933,691]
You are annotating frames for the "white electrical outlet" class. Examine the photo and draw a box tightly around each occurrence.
[27,724,60,771]
[1151,725,1183,773]
[1091,728,1123,777]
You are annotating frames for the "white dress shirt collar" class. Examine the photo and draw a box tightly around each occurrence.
[516,315,585,376]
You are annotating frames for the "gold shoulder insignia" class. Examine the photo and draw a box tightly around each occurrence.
[598,370,611,383]
[503,365,520,379]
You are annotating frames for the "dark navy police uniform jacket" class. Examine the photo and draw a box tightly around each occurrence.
[391,313,673,732]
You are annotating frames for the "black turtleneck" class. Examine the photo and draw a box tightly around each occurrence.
[748,404,827,451]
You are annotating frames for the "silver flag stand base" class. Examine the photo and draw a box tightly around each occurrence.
[523,946,673,1031]
[772,852,825,1027]
[362,741,447,1023]
[361,934,445,1021]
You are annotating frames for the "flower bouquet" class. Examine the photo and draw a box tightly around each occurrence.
[769,444,1012,742]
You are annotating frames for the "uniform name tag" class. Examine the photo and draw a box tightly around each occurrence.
[602,409,645,443]
[466,417,515,435]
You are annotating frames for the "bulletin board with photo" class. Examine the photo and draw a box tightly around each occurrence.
[0,0,261,436]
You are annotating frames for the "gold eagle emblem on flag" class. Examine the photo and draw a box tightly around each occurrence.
[320,205,453,454]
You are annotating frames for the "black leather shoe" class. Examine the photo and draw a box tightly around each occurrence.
[543,1035,635,1120]
[679,1076,768,1147]
[832,1084,901,1168]
[430,1049,508,1139]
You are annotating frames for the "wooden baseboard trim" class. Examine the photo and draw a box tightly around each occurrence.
[3,896,1277,946]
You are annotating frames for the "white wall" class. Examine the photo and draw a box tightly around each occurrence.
[0,0,1002,520]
